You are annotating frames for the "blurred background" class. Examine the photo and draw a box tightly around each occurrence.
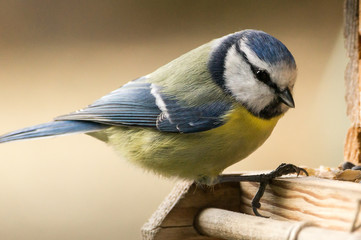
[0,0,348,239]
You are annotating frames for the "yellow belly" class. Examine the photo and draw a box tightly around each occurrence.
[102,104,282,182]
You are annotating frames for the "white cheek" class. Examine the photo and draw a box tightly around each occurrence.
[223,46,275,113]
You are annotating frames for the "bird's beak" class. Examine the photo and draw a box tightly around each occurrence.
[278,88,295,108]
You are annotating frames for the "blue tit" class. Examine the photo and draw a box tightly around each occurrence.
[0,30,296,185]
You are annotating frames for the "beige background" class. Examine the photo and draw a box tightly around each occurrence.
[0,0,348,239]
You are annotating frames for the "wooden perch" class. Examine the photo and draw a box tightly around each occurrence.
[141,174,361,240]
[195,208,361,240]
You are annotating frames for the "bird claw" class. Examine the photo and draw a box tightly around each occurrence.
[269,163,308,178]
[252,163,308,217]
[217,163,308,217]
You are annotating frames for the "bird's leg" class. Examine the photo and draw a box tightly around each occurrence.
[216,163,308,217]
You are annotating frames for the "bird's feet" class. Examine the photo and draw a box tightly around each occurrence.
[217,163,308,217]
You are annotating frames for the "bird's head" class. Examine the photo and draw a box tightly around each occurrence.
[209,30,297,119]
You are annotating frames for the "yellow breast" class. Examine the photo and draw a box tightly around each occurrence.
[199,104,282,171]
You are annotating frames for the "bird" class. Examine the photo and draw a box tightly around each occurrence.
[0,30,302,215]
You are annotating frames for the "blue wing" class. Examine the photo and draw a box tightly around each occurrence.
[56,77,232,133]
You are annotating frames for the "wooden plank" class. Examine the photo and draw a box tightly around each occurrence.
[239,176,361,232]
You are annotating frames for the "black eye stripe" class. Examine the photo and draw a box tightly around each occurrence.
[251,67,280,93]
[235,42,280,93]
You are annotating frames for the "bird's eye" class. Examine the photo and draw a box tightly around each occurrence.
[251,67,279,92]
[255,70,271,83]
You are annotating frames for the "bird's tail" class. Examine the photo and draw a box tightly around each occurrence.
[0,120,107,144]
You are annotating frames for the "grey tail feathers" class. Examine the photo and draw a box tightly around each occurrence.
[0,120,108,143]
